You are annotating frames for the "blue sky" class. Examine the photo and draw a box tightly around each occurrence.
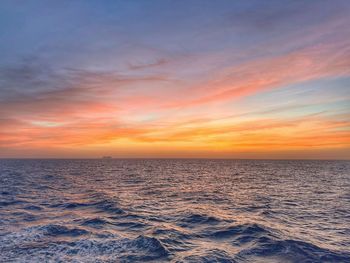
[0,0,349,158]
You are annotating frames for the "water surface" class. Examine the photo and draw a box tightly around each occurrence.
[0,159,349,262]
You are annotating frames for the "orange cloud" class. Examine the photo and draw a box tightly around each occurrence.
[163,41,350,109]
[1,32,349,159]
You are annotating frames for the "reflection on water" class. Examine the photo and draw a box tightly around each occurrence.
[0,159,349,262]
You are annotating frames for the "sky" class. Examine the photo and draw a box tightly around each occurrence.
[0,0,349,159]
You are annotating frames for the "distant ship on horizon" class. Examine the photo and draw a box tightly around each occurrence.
[102,156,113,159]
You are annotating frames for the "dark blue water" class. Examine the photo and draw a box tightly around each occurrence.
[0,159,349,262]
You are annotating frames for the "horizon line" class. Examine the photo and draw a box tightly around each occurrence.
[1,157,349,161]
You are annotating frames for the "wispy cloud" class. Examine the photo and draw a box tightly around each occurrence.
[0,0,349,158]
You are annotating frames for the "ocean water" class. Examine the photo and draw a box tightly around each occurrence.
[0,159,349,263]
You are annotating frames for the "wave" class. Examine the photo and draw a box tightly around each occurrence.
[236,237,350,262]
[42,224,89,237]
[114,221,148,229]
[62,202,91,209]
[3,222,348,262]
[81,218,110,228]
[0,228,169,262]
[126,235,170,260]
[0,199,27,207]
[152,227,194,252]
[0,224,89,249]
[182,249,237,263]
[198,222,350,262]
[206,223,272,239]
[92,199,125,214]
[178,213,228,228]
[1,159,349,262]
[49,199,125,215]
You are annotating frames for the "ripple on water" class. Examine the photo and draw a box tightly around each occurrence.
[0,159,349,262]
[236,238,350,262]
[178,213,227,228]
[207,223,272,240]
[80,218,110,228]
[180,249,237,263]
[126,235,170,260]
[93,199,125,214]
[0,227,169,262]
[42,224,89,237]
[152,227,195,252]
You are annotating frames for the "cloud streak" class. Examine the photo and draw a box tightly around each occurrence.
[0,0,349,158]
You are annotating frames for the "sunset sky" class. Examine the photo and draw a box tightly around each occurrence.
[0,0,349,159]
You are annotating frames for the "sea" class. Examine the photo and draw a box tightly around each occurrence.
[0,159,349,262]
